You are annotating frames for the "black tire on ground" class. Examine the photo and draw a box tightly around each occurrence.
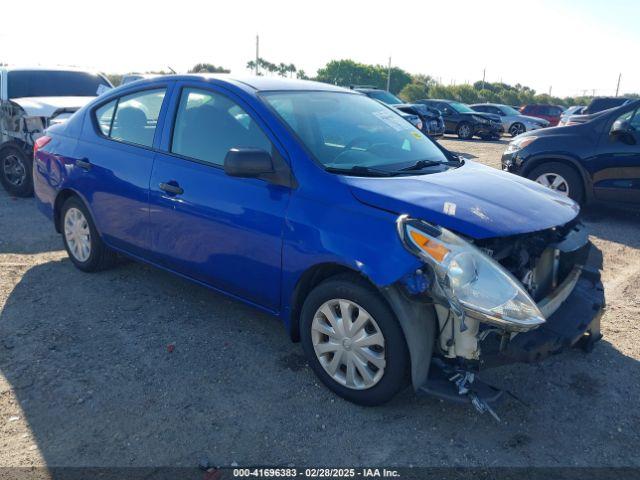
[0,145,33,197]
[527,161,585,204]
[509,122,525,137]
[300,273,410,406]
[456,122,473,140]
[60,196,117,272]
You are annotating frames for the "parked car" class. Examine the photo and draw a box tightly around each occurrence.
[560,98,632,126]
[353,87,445,138]
[502,100,640,205]
[120,73,161,86]
[470,103,549,137]
[417,99,503,140]
[559,105,587,126]
[519,104,564,127]
[0,67,112,196]
[34,75,603,408]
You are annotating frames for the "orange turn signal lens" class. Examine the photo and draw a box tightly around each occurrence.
[408,229,449,262]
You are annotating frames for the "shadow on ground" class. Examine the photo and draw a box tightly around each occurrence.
[1,257,639,467]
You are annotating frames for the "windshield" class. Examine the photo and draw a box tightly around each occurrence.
[7,70,111,99]
[365,90,403,105]
[262,91,449,172]
[449,102,476,114]
[500,105,520,116]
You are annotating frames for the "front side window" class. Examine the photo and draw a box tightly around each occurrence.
[263,91,448,171]
[171,88,271,166]
[612,109,640,132]
[449,102,476,114]
[366,90,403,105]
[95,89,166,147]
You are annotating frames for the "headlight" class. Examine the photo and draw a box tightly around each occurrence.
[397,216,545,331]
[504,135,538,154]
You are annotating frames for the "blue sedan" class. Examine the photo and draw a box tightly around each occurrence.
[33,75,604,408]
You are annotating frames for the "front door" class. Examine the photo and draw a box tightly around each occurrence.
[592,106,640,204]
[148,84,291,311]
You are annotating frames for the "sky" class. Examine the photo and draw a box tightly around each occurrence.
[1,0,639,98]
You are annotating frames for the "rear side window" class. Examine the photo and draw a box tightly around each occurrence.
[95,89,166,148]
[171,88,271,166]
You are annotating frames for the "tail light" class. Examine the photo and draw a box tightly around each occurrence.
[33,135,52,157]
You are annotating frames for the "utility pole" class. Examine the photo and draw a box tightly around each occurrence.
[481,68,486,90]
[549,85,552,96]
[386,56,392,91]
[616,73,622,97]
[255,34,260,76]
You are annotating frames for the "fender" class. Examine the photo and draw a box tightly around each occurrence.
[380,283,437,390]
[520,153,594,202]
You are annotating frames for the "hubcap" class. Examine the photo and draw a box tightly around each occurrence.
[64,208,92,262]
[311,299,386,390]
[2,155,26,186]
[535,173,570,196]
[460,125,471,138]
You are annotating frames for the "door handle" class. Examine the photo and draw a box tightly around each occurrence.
[159,182,184,195]
[76,158,92,170]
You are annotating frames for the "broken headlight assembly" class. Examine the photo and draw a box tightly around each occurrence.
[397,215,545,332]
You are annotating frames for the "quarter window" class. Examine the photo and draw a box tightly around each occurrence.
[171,88,271,166]
[94,88,166,148]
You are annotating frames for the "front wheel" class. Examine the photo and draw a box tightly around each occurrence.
[509,122,526,137]
[300,274,409,406]
[0,146,33,197]
[527,162,584,204]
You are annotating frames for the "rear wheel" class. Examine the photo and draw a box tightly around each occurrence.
[527,162,584,204]
[300,274,409,406]
[456,122,473,140]
[61,196,117,272]
[0,146,33,197]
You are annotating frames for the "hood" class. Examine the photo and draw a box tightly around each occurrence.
[520,115,549,125]
[344,161,579,239]
[10,96,94,118]
[461,111,501,122]
[394,103,441,119]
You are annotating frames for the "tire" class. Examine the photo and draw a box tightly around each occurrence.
[0,145,33,197]
[60,196,117,272]
[300,273,409,406]
[527,162,584,204]
[509,122,526,137]
[456,122,473,140]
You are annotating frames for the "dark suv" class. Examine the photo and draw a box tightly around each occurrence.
[353,87,445,138]
[502,100,640,205]
[418,99,503,140]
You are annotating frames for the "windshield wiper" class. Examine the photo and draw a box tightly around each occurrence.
[399,157,463,172]
[325,166,399,177]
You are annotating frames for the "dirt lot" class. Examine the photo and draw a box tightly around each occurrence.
[1,136,639,468]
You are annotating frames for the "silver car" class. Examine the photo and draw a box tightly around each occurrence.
[471,103,550,137]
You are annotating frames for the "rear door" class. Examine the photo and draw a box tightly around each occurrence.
[147,82,291,311]
[73,85,171,256]
[592,107,640,204]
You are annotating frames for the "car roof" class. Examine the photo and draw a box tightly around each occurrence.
[136,74,349,93]
[0,65,103,74]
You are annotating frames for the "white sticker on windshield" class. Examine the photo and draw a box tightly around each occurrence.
[373,110,410,132]
[443,202,457,216]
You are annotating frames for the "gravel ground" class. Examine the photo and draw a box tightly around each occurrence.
[1,135,639,468]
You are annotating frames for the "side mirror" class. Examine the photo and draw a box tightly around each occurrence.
[610,121,636,145]
[224,148,274,178]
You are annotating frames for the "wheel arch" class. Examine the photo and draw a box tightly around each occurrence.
[53,188,86,233]
[289,262,437,391]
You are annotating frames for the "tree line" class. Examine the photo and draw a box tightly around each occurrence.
[105,60,638,107]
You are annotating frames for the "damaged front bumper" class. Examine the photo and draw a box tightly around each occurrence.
[480,266,604,367]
